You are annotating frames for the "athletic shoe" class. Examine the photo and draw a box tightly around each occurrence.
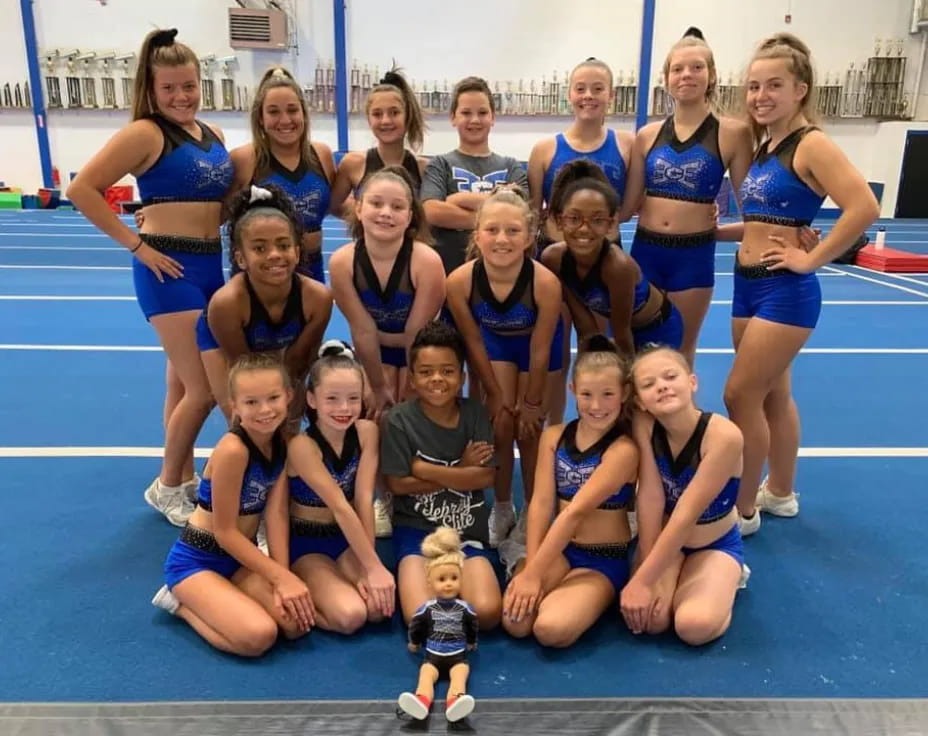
[756,477,800,517]
[497,537,527,579]
[143,478,193,527]
[374,496,393,538]
[397,692,431,720]
[445,694,475,722]
[738,563,751,590]
[508,513,527,545]
[151,585,179,615]
[488,502,516,548]
[181,473,201,504]
[739,510,761,537]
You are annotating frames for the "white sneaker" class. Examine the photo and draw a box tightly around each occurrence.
[488,502,516,548]
[739,510,761,537]
[508,513,527,545]
[257,519,269,556]
[151,585,179,615]
[181,473,201,504]
[374,496,393,539]
[756,477,800,517]
[397,692,430,720]
[445,694,475,722]
[143,478,193,527]
[497,537,526,579]
[738,563,751,590]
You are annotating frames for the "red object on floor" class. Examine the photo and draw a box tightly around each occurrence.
[104,185,134,213]
[854,244,928,273]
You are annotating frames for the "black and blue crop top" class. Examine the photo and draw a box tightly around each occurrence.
[644,114,725,204]
[559,240,651,319]
[136,115,233,206]
[651,412,738,524]
[241,273,306,352]
[197,426,287,515]
[352,236,415,335]
[470,258,537,336]
[257,152,331,234]
[289,424,361,508]
[555,420,635,510]
[740,126,825,228]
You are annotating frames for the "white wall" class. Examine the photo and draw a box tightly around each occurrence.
[0,0,924,216]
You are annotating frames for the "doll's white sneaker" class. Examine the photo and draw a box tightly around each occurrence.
[397,692,431,720]
[756,477,800,517]
[445,693,475,722]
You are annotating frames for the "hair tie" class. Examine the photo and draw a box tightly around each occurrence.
[150,29,178,50]
[270,68,289,79]
[249,185,273,204]
[381,70,403,86]
[318,339,355,360]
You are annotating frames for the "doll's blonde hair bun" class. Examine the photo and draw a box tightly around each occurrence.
[421,526,465,572]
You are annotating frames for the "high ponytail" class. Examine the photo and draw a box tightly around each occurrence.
[366,65,426,152]
[746,33,817,147]
[131,28,199,121]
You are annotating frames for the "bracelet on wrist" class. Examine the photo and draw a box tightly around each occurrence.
[129,239,143,253]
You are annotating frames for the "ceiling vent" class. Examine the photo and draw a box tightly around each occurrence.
[228,7,287,50]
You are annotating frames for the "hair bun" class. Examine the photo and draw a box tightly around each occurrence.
[683,26,704,40]
[150,29,178,49]
[582,333,618,354]
[318,339,355,360]
[421,526,462,558]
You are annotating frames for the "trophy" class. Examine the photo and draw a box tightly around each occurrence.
[199,56,216,111]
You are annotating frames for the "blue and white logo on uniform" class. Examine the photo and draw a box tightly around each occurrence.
[651,157,702,191]
[452,167,510,193]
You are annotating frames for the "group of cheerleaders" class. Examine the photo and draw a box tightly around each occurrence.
[68,24,879,661]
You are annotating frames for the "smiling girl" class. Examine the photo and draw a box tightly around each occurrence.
[228,67,336,284]
[718,34,878,534]
[68,28,233,525]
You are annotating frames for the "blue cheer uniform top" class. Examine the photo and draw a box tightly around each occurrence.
[352,236,415,335]
[542,129,627,205]
[288,424,361,507]
[644,114,725,204]
[255,151,331,234]
[559,240,651,319]
[136,116,233,206]
[651,411,738,524]
[197,272,306,353]
[469,258,539,336]
[555,419,635,510]
[197,425,287,515]
[740,126,825,228]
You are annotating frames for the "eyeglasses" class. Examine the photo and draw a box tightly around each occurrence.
[560,213,612,231]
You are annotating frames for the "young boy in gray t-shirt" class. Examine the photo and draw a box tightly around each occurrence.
[381,321,502,629]
[420,76,528,274]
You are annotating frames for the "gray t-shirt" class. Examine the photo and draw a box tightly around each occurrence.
[420,150,528,274]
[380,397,495,546]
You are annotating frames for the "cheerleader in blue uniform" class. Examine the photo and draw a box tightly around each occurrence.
[229,67,336,283]
[717,34,878,534]
[195,186,332,420]
[622,28,754,367]
[622,346,747,646]
[540,160,683,356]
[68,29,234,525]
[328,167,446,422]
[151,354,314,656]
